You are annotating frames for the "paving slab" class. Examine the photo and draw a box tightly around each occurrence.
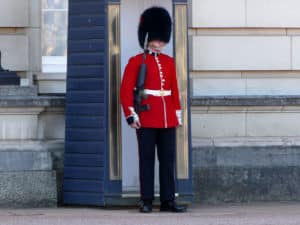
[0,202,300,225]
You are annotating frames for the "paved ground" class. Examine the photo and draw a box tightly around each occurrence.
[1,202,300,225]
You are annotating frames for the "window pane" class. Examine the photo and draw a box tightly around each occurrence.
[42,12,68,56]
[42,0,68,10]
[42,0,68,73]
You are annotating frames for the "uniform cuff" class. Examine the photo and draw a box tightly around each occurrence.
[176,110,182,126]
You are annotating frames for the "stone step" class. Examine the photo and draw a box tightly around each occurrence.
[193,140,300,168]
[0,171,57,208]
[0,151,52,171]
[192,138,300,203]
[0,85,37,96]
[191,95,300,107]
[194,166,300,203]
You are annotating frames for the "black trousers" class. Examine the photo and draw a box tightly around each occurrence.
[136,127,176,202]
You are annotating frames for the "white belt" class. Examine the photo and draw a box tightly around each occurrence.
[144,89,171,96]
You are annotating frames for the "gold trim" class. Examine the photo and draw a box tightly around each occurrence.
[174,4,189,179]
[108,4,122,180]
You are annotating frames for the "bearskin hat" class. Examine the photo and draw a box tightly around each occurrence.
[138,7,172,49]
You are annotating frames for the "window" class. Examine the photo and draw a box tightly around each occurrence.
[42,0,68,73]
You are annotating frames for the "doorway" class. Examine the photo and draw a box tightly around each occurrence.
[120,0,173,194]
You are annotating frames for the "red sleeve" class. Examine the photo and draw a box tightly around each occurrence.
[120,56,139,118]
[170,58,181,110]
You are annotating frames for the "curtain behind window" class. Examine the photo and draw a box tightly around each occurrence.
[42,0,68,73]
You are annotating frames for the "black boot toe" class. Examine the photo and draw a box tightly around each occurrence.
[160,201,187,213]
[140,201,152,213]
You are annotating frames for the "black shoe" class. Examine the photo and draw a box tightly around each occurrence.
[160,201,187,213]
[139,201,152,213]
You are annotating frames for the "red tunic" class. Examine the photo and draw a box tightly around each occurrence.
[120,52,181,128]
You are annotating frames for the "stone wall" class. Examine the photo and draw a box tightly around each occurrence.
[0,0,41,85]
[189,0,300,97]
[0,0,65,208]
[0,87,65,207]
[189,0,300,202]
[191,96,300,203]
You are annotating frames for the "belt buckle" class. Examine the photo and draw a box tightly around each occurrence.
[160,90,165,96]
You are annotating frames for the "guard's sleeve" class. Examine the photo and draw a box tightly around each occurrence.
[170,58,182,125]
[120,56,140,125]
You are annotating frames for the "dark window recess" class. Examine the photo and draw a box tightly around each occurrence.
[0,52,20,85]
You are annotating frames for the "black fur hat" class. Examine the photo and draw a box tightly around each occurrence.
[138,7,172,49]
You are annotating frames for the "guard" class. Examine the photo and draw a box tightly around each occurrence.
[120,6,187,213]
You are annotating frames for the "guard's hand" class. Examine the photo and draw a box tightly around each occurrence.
[130,121,141,129]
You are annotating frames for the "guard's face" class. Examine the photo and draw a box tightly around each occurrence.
[148,40,165,53]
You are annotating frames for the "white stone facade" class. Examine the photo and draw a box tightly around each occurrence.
[1,0,300,206]
[189,0,300,140]
[0,0,64,140]
[1,0,299,154]
[0,1,64,207]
